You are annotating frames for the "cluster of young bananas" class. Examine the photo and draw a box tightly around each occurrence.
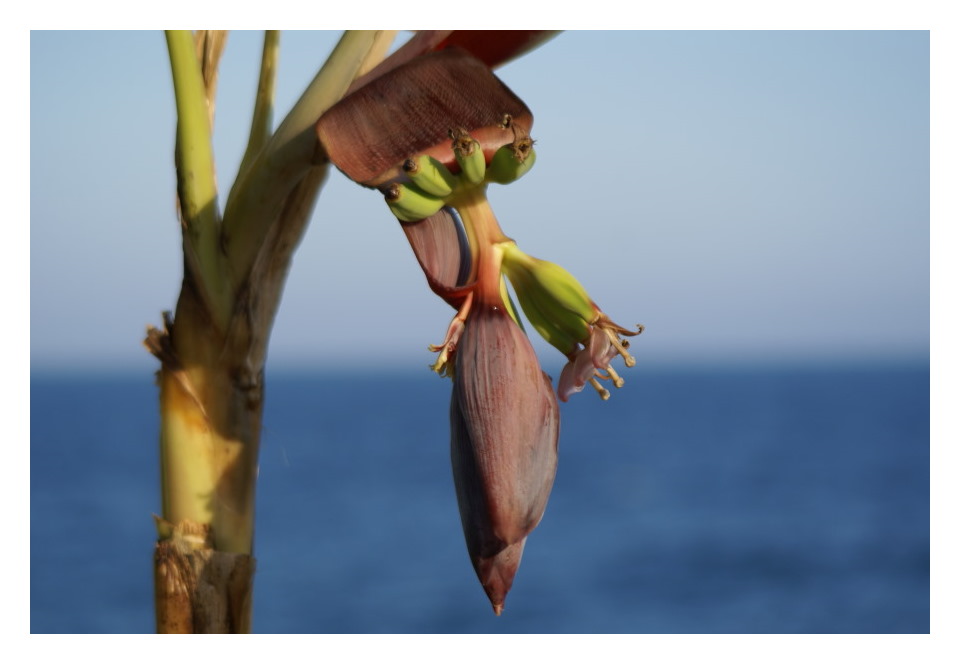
[383,126,536,223]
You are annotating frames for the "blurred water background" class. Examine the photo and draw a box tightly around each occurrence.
[30,364,929,633]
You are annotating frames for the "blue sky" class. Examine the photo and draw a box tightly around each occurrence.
[30,30,930,373]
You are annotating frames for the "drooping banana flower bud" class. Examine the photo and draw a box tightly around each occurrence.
[450,296,559,614]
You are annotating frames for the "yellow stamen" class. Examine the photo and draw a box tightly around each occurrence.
[602,365,625,388]
[589,378,610,400]
[603,326,636,368]
[429,343,455,377]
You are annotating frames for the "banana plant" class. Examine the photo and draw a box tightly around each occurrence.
[150,29,559,634]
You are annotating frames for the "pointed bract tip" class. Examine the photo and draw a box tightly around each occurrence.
[473,538,527,617]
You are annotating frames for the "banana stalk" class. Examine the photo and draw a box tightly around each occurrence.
[149,29,396,633]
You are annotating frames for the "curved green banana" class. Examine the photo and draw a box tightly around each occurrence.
[500,244,603,354]
[385,182,446,222]
[502,245,596,322]
[487,141,537,185]
[451,129,486,185]
[403,154,458,198]
[515,281,586,356]
[525,259,597,323]
[526,301,585,356]
[501,249,586,355]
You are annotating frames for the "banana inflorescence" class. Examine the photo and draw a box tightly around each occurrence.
[383,120,641,407]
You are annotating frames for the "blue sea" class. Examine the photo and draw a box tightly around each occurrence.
[30,365,929,633]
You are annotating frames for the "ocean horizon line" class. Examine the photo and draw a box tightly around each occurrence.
[30,355,930,381]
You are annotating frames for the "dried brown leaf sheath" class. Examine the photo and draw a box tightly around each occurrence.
[316,47,533,187]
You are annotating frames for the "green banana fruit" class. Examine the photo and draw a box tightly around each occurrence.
[503,245,597,323]
[486,141,537,185]
[402,154,458,198]
[500,244,600,354]
[451,128,486,185]
[527,259,598,323]
[525,297,586,356]
[384,182,446,222]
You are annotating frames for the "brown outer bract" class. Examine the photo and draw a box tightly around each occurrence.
[450,302,560,612]
[316,47,533,188]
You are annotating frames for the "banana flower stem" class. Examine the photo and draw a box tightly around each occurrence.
[450,186,512,303]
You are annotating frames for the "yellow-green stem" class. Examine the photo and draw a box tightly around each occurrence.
[451,186,512,304]
[155,28,398,633]
[236,30,279,184]
[223,30,394,282]
[165,30,232,330]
